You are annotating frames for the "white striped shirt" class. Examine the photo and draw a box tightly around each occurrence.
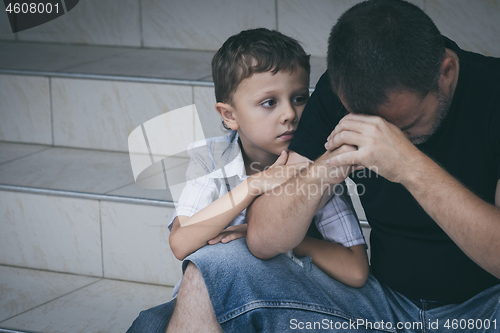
[169,131,365,248]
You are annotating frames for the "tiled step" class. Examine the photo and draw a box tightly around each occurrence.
[0,141,182,286]
[0,265,172,333]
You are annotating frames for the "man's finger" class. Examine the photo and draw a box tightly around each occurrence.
[326,130,366,151]
[326,120,376,148]
[326,150,361,168]
[327,114,390,143]
[341,113,384,123]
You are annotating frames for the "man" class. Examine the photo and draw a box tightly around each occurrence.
[130,1,500,332]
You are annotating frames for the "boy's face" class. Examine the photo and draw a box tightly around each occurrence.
[230,66,309,165]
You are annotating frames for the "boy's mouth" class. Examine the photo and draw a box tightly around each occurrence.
[278,130,296,141]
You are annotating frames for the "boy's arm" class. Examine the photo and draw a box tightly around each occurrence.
[170,151,306,260]
[169,176,256,261]
[294,183,369,288]
[293,239,368,287]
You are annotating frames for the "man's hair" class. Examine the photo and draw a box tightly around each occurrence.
[212,28,310,105]
[327,0,445,114]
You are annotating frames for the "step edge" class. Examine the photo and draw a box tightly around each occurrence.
[0,68,215,87]
[0,184,367,226]
[0,184,176,208]
[0,328,42,333]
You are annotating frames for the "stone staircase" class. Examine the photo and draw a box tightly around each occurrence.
[1,0,499,332]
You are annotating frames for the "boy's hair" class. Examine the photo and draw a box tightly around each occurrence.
[212,28,310,106]
[327,0,445,115]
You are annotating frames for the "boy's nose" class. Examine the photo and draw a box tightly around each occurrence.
[280,103,298,123]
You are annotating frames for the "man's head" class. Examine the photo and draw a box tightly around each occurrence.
[328,0,457,144]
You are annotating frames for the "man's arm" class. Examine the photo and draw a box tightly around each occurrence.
[246,148,353,259]
[326,114,500,278]
[404,154,500,277]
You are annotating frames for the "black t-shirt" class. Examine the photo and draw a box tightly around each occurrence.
[289,37,500,304]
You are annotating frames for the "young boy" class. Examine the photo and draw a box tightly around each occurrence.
[167,28,368,295]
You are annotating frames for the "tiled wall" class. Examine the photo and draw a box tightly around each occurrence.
[426,0,500,57]
[0,75,52,145]
[0,74,225,150]
[17,0,141,47]
[100,201,181,286]
[0,191,102,276]
[51,78,193,151]
[2,0,499,57]
[141,0,276,50]
[0,190,182,285]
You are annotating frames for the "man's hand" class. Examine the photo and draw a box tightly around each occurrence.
[314,144,359,185]
[323,114,424,183]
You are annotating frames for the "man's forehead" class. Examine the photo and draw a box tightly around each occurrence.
[375,92,427,126]
[339,91,425,125]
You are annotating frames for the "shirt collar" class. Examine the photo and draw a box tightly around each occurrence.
[207,132,247,180]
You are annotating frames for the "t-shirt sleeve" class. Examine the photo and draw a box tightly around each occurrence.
[495,120,500,182]
[288,71,346,161]
[494,104,500,182]
[487,88,500,182]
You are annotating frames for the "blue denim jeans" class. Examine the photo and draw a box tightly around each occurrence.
[127,298,176,333]
[127,238,500,332]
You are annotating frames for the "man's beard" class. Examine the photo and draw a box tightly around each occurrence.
[409,89,452,145]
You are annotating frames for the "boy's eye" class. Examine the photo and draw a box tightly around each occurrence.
[293,95,309,105]
[261,99,277,108]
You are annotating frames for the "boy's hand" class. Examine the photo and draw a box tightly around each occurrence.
[248,151,311,195]
[272,150,289,166]
[208,224,248,245]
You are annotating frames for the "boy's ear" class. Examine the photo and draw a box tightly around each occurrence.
[215,102,239,130]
